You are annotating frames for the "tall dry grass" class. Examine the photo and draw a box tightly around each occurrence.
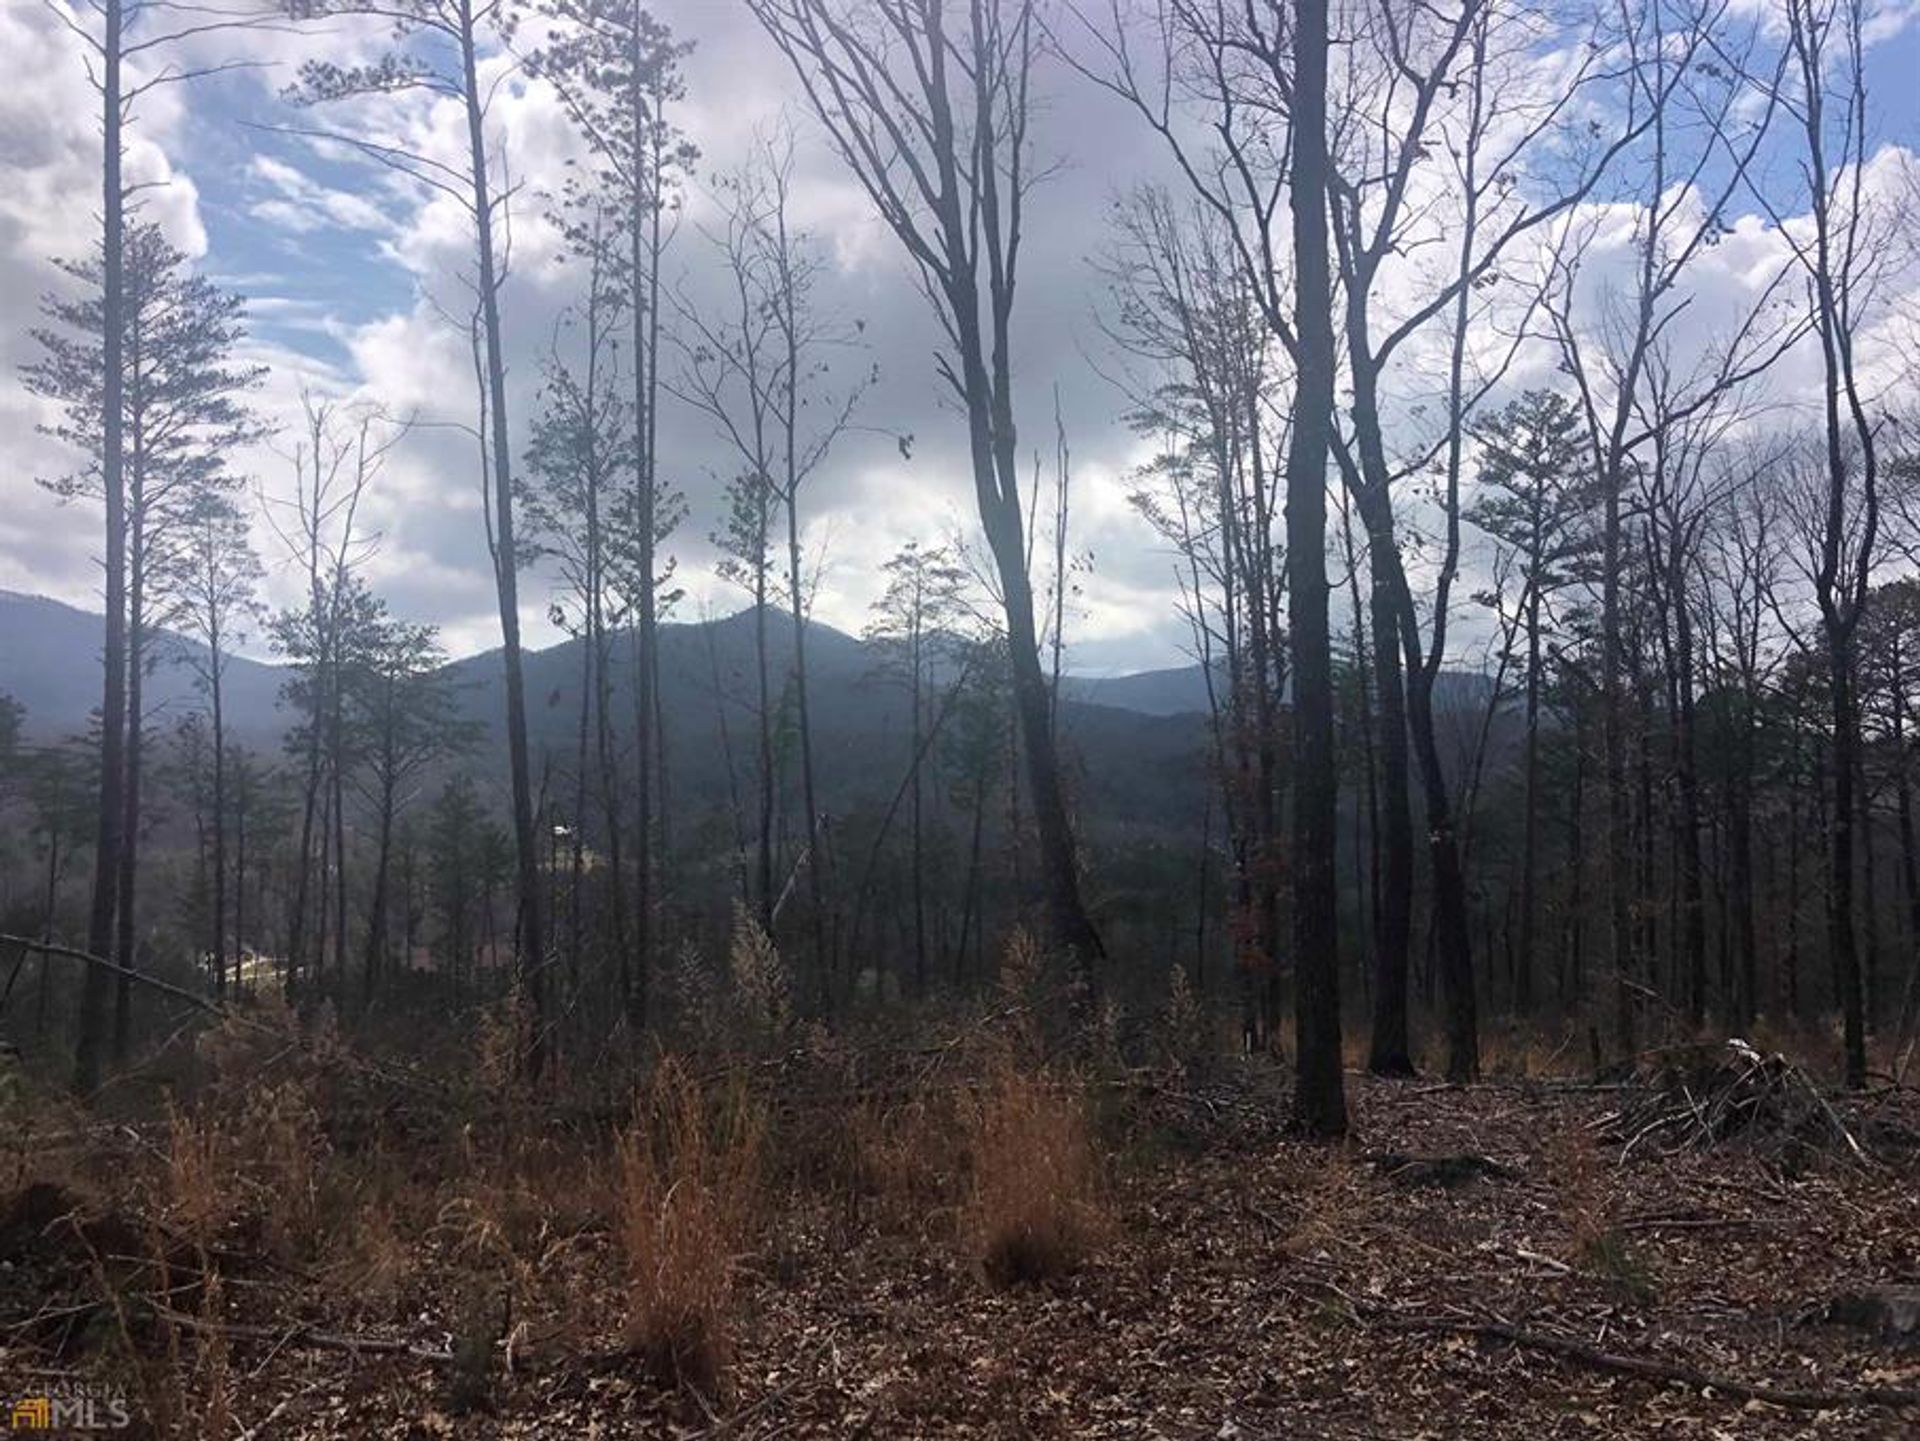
[614,1057,766,1396]
[960,1057,1106,1286]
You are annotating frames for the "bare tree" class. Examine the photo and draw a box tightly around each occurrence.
[535,0,693,1029]
[749,0,1104,974]
[175,496,265,1000]
[288,0,550,1068]
[1764,0,1896,1089]
[263,396,394,999]
[1544,0,1802,1055]
[673,126,871,987]
[1102,189,1288,1051]
[522,202,637,1013]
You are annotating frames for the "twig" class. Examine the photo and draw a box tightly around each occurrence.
[146,1302,455,1365]
[235,1377,327,1440]
[692,1337,831,1437]
[1620,1214,1775,1234]
[1374,1311,1920,1411]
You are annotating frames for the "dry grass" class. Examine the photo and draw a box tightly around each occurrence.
[843,1094,956,1237]
[961,1057,1107,1286]
[614,1057,766,1397]
[162,1101,232,1243]
[1477,1018,1579,1079]
[234,1079,329,1258]
[1553,1125,1655,1302]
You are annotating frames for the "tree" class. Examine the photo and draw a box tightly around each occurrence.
[749,0,1105,976]
[289,0,549,1072]
[535,0,694,1028]
[27,220,266,1069]
[1539,0,1801,1057]
[427,775,493,991]
[866,539,968,995]
[1466,391,1598,1015]
[352,619,471,1006]
[711,470,781,930]
[1766,0,1891,1090]
[175,496,265,999]
[1285,0,1346,1137]
[265,396,394,999]
[521,202,638,1011]
[1104,190,1287,1052]
[673,127,872,986]
[273,573,389,1001]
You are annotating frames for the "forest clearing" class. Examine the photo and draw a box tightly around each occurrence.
[3,948,1917,1438]
[6,0,1920,1431]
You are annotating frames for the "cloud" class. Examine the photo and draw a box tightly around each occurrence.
[4,0,1918,688]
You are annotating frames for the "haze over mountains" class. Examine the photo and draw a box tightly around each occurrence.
[0,593,1505,821]
[0,589,1221,831]
[0,589,1219,736]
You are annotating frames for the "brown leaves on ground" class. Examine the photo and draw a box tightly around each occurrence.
[3,1023,1918,1439]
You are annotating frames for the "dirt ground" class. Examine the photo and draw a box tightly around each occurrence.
[4,1052,1918,1439]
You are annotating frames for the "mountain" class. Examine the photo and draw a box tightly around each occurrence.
[0,592,1210,827]
[1063,663,1221,717]
[0,590,286,743]
[0,591,1520,840]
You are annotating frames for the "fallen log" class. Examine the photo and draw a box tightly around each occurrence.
[1375,1312,1920,1411]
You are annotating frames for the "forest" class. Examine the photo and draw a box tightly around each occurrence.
[1,0,1919,1433]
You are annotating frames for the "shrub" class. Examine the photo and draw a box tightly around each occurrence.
[843,1094,955,1236]
[615,1059,765,1397]
[726,904,791,1050]
[234,1079,328,1257]
[961,1059,1105,1286]
[1555,1126,1655,1303]
[162,1101,231,1243]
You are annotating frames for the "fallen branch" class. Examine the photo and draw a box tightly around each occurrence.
[147,1302,454,1365]
[0,934,225,1021]
[0,932,455,1106]
[1376,1312,1920,1411]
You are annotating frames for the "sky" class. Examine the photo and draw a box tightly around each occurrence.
[2,0,1918,678]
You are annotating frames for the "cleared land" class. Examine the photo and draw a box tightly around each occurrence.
[3,1008,1917,1438]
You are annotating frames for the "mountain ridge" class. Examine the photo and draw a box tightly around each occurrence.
[0,590,1225,743]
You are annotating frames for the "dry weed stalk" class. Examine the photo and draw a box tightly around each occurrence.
[162,1100,232,1243]
[961,1057,1106,1285]
[615,1057,766,1396]
[844,1095,955,1236]
[235,1079,328,1257]
[727,903,791,1047]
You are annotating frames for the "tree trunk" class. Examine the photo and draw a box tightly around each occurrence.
[112,504,145,1064]
[363,765,396,1007]
[1830,631,1867,1086]
[1285,0,1346,1137]
[910,621,927,995]
[460,0,544,1073]
[75,0,126,1096]
[1365,543,1416,1075]
[786,478,829,1002]
[1673,584,1707,1029]
[210,619,227,1003]
[1516,586,1541,1015]
[754,524,775,934]
[627,41,666,1032]
[1601,480,1636,1056]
